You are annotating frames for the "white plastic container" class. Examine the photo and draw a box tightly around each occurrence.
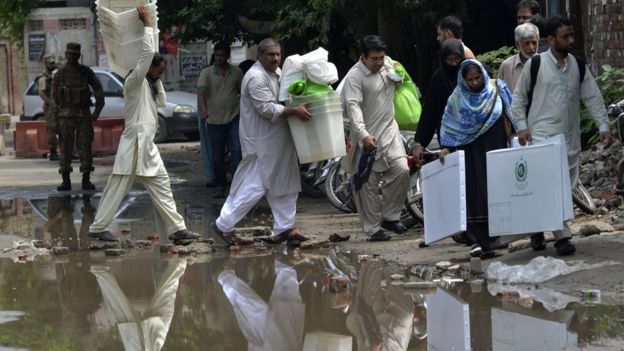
[287,92,346,163]
[302,332,352,351]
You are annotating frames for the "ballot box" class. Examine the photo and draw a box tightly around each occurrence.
[427,288,471,351]
[422,151,467,244]
[491,308,577,350]
[486,134,573,236]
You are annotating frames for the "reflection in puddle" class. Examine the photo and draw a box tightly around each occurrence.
[0,250,620,350]
[0,195,273,248]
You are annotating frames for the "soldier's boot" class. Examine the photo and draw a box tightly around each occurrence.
[49,150,59,161]
[57,172,71,191]
[82,172,96,191]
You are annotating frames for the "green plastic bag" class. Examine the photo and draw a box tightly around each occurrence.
[288,79,333,96]
[393,62,421,130]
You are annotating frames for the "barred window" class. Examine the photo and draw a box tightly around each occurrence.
[28,20,43,31]
[59,18,86,30]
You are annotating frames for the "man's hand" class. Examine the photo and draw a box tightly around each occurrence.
[517,129,532,146]
[412,143,424,163]
[293,104,312,121]
[362,135,377,151]
[137,4,152,27]
[200,111,209,120]
[91,112,99,122]
[600,131,612,147]
[437,148,450,165]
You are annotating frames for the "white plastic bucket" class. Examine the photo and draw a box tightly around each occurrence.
[287,92,346,163]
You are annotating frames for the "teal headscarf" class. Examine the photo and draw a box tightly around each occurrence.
[440,59,514,147]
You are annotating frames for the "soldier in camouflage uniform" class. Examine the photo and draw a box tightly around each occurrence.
[52,43,104,191]
[38,54,59,161]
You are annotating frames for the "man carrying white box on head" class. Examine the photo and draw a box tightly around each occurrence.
[510,15,612,255]
[88,5,200,243]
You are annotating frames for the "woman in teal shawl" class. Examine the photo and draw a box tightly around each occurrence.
[440,59,515,258]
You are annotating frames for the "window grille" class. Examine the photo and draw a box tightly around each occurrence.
[28,20,43,31]
[59,18,86,30]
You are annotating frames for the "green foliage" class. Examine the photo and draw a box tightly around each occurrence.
[476,46,516,77]
[595,64,624,106]
[0,0,44,42]
[580,64,624,148]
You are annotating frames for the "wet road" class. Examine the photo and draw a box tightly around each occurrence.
[0,166,623,349]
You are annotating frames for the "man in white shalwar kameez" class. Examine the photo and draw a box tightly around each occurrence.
[341,35,410,241]
[91,260,187,351]
[511,16,611,255]
[218,260,305,351]
[88,5,199,243]
[213,38,311,245]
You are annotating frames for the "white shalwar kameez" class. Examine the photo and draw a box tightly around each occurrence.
[216,62,301,235]
[218,261,305,351]
[89,27,186,234]
[510,49,609,239]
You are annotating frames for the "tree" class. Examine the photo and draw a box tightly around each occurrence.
[0,0,44,43]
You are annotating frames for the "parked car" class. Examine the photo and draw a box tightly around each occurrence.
[20,68,199,142]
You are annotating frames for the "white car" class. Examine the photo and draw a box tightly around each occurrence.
[20,68,199,142]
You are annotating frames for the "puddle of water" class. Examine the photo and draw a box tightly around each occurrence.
[1,197,624,350]
[0,194,273,250]
[0,248,620,350]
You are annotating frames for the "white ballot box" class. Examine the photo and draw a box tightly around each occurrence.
[487,134,573,236]
[427,288,471,351]
[422,151,467,244]
[492,308,577,351]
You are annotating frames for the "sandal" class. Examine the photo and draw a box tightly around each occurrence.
[368,230,391,242]
[264,228,309,244]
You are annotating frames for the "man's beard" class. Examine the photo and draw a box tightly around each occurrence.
[520,50,536,60]
[555,44,570,56]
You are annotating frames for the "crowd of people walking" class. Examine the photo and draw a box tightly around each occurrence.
[38,1,613,260]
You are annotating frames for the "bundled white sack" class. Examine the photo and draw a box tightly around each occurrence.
[279,47,339,102]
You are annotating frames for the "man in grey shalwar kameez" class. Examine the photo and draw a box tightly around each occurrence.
[213,38,311,245]
[341,35,410,241]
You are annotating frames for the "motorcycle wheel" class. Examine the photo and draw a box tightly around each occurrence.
[324,162,357,213]
[300,163,325,198]
[572,182,596,214]
[405,170,424,223]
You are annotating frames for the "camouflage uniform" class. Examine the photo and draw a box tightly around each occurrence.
[52,43,104,190]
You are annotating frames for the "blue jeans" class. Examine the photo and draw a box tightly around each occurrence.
[198,118,215,185]
[207,117,242,187]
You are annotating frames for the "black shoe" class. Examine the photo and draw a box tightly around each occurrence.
[168,229,200,241]
[452,232,474,245]
[213,187,226,199]
[88,230,118,241]
[555,238,576,256]
[470,244,483,257]
[368,230,391,242]
[82,172,96,191]
[530,233,546,251]
[57,172,71,191]
[49,152,59,161]
[211,222,235,246]
[381,220,407,235]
